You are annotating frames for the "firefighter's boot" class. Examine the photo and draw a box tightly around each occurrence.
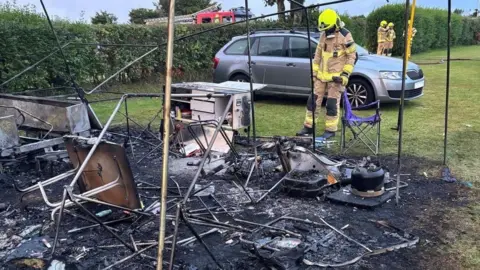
[319,131,336,139]
[296,127,313,136]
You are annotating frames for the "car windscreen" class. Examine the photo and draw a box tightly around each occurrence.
[356,45,369,56]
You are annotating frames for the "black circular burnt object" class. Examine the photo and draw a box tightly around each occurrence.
[351,167,385,197]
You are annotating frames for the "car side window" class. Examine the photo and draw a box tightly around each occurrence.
[257,37,285,57]
[288,37,316,58]
[224,39,248,55]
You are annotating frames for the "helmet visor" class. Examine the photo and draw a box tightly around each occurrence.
[318,22,335,31]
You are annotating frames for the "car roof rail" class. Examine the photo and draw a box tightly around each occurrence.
[247,27,319,35]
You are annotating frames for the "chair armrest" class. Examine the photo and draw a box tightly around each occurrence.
[352,100,380,110]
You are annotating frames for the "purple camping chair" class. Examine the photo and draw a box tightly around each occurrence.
[340,91,381,155]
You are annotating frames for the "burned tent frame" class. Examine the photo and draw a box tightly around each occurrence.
[10,0,453,268]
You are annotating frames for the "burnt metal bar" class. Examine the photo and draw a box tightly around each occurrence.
[181,210,223,269]
[51,190,67,256]
[124,97,131,150]
[244,159,256,188]
[234,218,302,238]
[72,42,158,48]
[182,96,234,203]
[0,43,71,87]
[0,105,53,139]
[287,0,316,151]
[68,216,133,233]
[197,196,219,222]
[281,216,371,252]
[88,48,158,94]
[179,228,218,246]
[396,0,411,204]
[232,174,255,203]
[118,111,162,142]
[73,194,152,217]
[187,215,252,232]
[102,243,158,270]
[255,177,285,203]
[168,203,182,270]
[244,0,260,181]
[65,187,135,252]
[210,194,232,218]
[39,0,84,102]
[443,0,452,165]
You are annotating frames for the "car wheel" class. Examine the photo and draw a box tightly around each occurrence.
[230,74,250,83]
[346,78,374,108]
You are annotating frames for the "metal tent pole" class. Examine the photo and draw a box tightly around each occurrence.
[443,0,452,165]
[39,0,85,102]
[288,0,316,151]
[396,0,416,204]
[156,0,176,268]
[244,0,260,177]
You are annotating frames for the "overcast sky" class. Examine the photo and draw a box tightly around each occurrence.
[5,0,479,23]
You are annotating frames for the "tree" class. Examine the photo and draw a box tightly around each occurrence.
[290,0,305,25]
[91,11,117,24]
[158,0,215,16]
[265,0,286,23]
[129,8,159,24]
[453,8,463,15]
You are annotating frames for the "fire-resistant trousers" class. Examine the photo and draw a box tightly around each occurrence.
[303,78,343,132]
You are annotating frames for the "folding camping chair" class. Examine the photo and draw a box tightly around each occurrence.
[340,91,381,155]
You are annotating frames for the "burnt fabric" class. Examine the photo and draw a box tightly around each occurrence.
[304,28,357,132]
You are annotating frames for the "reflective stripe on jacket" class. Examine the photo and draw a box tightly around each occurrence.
[312,28,357,83]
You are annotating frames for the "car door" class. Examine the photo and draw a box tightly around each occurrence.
[285,36,317,95]
[250,36,289,94]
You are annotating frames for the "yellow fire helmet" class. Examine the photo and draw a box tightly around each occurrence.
[388,22,394,27]
[380,20,387,27]
[318,9,340,31]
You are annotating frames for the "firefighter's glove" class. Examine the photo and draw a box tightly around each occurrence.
[333,73,349,86]
[339,72,350,86]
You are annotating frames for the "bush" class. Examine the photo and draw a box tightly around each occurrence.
[366,4,480,55]
[0,3,277,91]
[342,15,367,46]
[1,2,478,91]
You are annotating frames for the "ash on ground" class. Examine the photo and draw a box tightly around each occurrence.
[0,128,473,270]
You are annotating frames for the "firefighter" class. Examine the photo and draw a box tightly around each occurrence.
[403,20,417,57]
[296,9,357,138]
[377,20,388,55]
[384,22,396,56]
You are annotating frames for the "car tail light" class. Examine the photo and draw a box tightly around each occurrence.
[213,57,220,69]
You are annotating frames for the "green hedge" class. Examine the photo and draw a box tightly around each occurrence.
[342,15,367,47]
[0,4,279,91]
[366,4,480,55]
[1,3,478,91]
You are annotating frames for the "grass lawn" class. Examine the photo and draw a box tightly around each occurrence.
[92,45,480,181]
[91,45,480,268]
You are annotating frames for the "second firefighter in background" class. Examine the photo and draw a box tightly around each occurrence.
[384,22,396,56]
[296,9,357,138]
[377,20,388,55]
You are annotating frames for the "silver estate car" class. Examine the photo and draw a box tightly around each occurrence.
[213,30,425,107]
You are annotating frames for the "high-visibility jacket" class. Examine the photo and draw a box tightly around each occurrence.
[386,29,396,42]
[312,28,357,83]
[377,27,388,43]
[403,28,417,39]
